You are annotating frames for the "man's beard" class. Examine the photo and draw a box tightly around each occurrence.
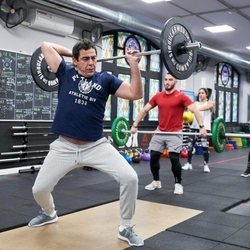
[165,84,175,92]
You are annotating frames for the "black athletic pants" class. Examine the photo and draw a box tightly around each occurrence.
[150,150,182,183]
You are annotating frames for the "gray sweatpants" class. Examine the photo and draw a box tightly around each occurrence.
[32,136,138,224]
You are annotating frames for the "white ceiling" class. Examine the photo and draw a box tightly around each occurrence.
[29,0,250,65]
[87,0,250,61]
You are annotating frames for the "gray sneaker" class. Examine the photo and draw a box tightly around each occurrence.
[118,226,144,246]
[28,211,58,228]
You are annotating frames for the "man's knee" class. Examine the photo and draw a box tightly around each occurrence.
[120,168,138,186]
[129,173,138,186]
[150,150,161,162]
[169,152,181,165]
[32,183,50,198]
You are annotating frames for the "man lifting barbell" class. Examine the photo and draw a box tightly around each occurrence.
[30,17,202,92]
[28,38,144,247]
[131,73,207,195]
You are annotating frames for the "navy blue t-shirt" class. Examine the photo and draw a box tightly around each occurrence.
[51,60,123,141]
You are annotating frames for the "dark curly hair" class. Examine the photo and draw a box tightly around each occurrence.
[72,38,97,60]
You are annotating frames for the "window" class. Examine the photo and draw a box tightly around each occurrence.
[214,62,239,123]
[101,30,162,125]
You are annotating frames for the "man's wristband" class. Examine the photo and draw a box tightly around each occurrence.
[199,125,205,129]
[133,124,138,128]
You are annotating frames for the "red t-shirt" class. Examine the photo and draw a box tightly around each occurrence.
[149,89,193,132]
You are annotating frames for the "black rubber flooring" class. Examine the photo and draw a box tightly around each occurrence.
[0,148,250,249]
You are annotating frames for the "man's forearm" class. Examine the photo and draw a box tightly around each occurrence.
[193,110,204,126]
[130,62,143,100]
[133,109,147,127]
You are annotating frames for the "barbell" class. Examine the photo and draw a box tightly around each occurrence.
[105,117,250,153]
[30,17,202,92]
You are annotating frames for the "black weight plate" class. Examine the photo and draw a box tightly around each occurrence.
[160,17,197,80]
[30,47,59,92]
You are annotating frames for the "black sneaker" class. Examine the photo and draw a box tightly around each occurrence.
[241,168,250,177]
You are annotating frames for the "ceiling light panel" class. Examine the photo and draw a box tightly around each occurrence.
[141,0,171,3]
[204,25,235,33]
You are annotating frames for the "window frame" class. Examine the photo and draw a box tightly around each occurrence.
[101,30,162,128]
[214,62,240,125]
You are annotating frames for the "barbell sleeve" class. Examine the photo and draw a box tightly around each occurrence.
[224,133,250,138]
[184,42,202,50]
[103,129,112,132]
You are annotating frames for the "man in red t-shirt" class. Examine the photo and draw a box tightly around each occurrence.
[131,73,206,194]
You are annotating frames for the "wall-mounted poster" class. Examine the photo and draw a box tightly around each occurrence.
[0,49,58,120]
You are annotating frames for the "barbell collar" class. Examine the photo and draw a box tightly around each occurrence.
[224,132,250,138]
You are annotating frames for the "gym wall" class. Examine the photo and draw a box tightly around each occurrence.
[0,23,101,169]
[0,18,249,170]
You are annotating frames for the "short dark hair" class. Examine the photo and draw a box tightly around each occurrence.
[72,38,97,60]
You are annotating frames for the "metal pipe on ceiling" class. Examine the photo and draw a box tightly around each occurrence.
[200,44,250,68]
[46,0,161,37]
[47,0,250,70]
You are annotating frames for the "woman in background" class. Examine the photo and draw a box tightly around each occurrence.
[182,88,214,173]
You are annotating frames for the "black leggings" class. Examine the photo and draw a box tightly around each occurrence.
[150,150,182,183]
[187,146,209,164]
[187,134,209,165]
